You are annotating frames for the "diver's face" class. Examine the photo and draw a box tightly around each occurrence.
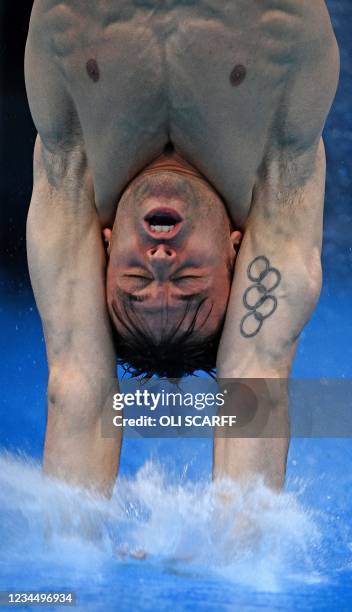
[105,172,241,340]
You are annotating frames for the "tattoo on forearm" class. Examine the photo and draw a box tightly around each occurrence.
[240,256,281,338]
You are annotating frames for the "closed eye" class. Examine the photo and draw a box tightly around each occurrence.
[124,274,153,289]
[126,274,153,280]
[172,275,203,283]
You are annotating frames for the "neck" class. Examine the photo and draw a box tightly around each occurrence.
[142,151,206,182]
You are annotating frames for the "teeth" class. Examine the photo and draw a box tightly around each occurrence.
[150,225,174,233]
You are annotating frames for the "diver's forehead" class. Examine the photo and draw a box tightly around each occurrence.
[114,294,209,314]
[111,299,217,340]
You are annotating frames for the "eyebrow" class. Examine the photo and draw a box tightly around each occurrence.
[116,287,207,304]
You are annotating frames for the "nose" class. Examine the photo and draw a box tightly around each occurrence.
[147,244,176,279]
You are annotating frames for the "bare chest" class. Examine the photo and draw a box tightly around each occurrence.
[37,0,306,224]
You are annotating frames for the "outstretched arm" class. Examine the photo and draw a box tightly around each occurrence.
[25,21,121,495]
[215,11,340,488]
[27,138,121,495]
[215,141,326,489]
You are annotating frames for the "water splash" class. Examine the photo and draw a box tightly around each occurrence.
[0,451,328,595]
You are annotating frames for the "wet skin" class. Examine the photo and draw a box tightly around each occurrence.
[104,160,242,339]
[27,0,336,228]
[25,0,339,492]
[26,0,337,338]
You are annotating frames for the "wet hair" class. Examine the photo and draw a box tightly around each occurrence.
[111,297,225,379]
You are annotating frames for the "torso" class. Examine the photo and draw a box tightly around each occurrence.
[27,0,336,226]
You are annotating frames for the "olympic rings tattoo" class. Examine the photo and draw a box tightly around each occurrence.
[240,256,281,338]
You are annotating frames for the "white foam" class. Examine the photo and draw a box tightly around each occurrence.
[0,452,326,592]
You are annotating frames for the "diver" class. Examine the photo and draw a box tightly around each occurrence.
[25,0,339,494]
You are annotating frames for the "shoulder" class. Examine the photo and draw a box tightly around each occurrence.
[260,0,338,53]
[269,0,340,156]
[25,0,82,153]
[294,0,340,80]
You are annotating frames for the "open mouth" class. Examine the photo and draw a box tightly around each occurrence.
[144,207,183,238]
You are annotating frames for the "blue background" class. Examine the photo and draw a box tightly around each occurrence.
[0,1,352,610]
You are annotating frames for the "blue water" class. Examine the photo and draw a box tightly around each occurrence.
[1,0,352,609]
[1,279,352,611]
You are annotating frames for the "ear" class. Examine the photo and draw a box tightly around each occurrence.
[230,230,242,250]
[103,228,112,256]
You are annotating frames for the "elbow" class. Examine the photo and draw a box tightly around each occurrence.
[286,251,323,348]
[47,367,99,429]
[303,249,323,314]
[291,245,322,314]
[266,253,322,366]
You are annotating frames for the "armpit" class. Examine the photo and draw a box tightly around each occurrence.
[258,140,326,198]
[34,136,90,195]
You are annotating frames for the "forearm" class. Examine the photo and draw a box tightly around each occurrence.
[45,369,121,496]
[213,377,289,490]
